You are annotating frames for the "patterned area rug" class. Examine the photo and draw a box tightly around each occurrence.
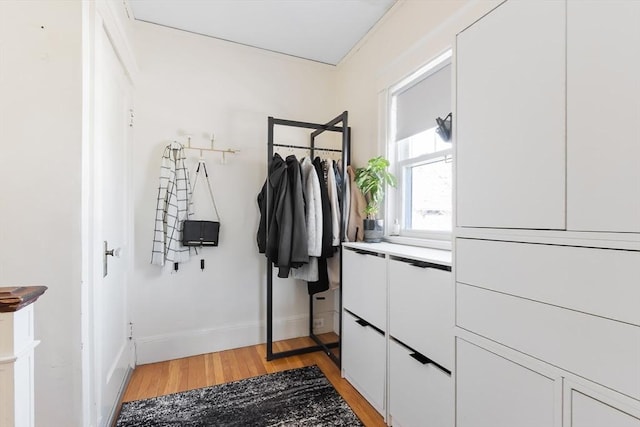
[116,365,364,426]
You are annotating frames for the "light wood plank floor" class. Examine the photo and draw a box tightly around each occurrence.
[120,335,385,426]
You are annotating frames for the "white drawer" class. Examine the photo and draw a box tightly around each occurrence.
[457,283,640,399]
[342,310,386,415]
[571,389,640,427]
[456,238,640,326]
[457,338,557,427]
[389,257,453,370]
[389,339,453,427]
[343,247,387,331]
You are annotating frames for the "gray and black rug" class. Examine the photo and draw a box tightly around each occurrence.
[116,365,364,426]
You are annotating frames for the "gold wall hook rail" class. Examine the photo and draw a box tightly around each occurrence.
[184,134,240,156]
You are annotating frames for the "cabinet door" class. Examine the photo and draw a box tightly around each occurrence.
[457,282,640,400]
[457,338,557,427]
[342,248,387,330]
[567,1,640,232]
[456,0,566,229]
[389,258,453,370]
[342,310,386,415]
[389,339,452,427]
[572,390,640,427]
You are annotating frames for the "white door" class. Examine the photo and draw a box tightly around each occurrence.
[83,11,134,427]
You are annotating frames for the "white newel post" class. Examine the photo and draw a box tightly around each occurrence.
[0,287,47,427]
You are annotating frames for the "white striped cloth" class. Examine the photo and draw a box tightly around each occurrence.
[151,142,193,266]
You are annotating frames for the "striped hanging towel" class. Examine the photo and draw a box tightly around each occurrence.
[151,142,193,266]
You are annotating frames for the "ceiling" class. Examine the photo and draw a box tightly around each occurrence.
[128,0,397,66]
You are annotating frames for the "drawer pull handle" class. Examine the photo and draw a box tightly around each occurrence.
[409,261,452,272]
[409,352,452,375]
[354,249,383,257]
[349,248,385,258]
[409,352,433,365]
[410,261,429,268]
[356,318,369,327]
[391,256,451,271]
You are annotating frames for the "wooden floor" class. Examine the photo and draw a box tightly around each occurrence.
[120,335,386,426]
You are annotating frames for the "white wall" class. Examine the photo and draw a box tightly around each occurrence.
[129,0,503,366]
[0,2,83,426]
[336,0,500,167]
[130,21,339,364]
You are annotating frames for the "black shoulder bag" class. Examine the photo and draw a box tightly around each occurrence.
[182,161,221,246]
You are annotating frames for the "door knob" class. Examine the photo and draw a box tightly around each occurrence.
[103,241,121,277]
[105,247,121,257]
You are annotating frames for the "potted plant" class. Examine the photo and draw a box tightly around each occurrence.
[354,156,397,242]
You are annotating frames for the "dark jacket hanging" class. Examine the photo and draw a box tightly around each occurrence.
[334,160,343,212]
[284,155,309,276]
[313,157,334,258]
[257,153,309,278]
[257,153,287,258]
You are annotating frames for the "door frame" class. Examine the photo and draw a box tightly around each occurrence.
[81,2,137,426]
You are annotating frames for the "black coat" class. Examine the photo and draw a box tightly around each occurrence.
[257,154,309,278]
[313,157,334,258]
[284,155,309,274]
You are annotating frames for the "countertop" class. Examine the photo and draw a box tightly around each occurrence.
[343,241,452,267]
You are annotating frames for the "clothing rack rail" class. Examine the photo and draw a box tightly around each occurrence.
[271,143,343,153]
[266,111,350,366]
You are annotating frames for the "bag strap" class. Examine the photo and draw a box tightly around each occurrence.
[192,160,221,221]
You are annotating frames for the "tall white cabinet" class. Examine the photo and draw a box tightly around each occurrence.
[455,1,640,426]
[456,0,566,230]
[457,0,640,233]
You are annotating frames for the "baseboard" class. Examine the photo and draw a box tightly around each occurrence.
[107,364,133,427]
[135,313,334,365]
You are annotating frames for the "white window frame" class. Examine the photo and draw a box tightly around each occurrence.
[386,50,453,246]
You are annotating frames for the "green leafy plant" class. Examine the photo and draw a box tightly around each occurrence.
[354,156,397,219]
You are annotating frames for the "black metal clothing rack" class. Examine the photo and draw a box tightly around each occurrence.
[265,111,350,366]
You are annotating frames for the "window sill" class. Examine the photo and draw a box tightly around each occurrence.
[383,235,452,251]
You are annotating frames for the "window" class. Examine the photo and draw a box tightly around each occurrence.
[388,51,452,240]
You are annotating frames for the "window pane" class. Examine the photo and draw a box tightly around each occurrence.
[395,63,451,141]
[397,126,449,161]
[407,158,452,231]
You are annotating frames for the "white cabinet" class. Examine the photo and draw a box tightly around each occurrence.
[457,0,640,234]
[343,248,387,331]
[341,243,453,426]
[389,258,453,370]
[389,339,452,427]
[456,238,640,400]
[343,310,386,414]
[457,282,640,400]
[566,1,640,233]
[454,0,640,425]
[456,338,557,427]
[342,246,388,418]
[456,238,640,326]
[456,0,566,230]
